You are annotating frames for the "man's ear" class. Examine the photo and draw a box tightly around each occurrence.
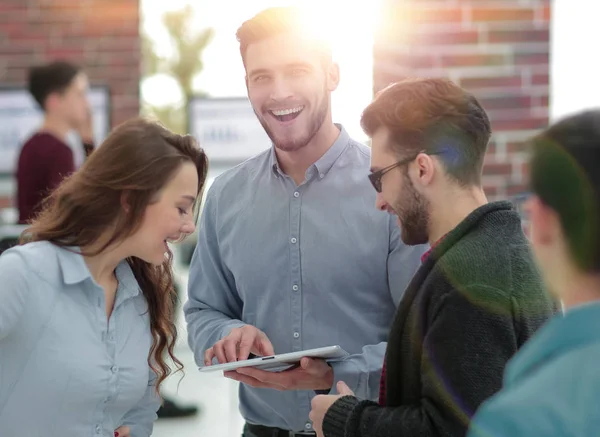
[412,153,436,188]
[326,62,340,92]
[44,92,61,112]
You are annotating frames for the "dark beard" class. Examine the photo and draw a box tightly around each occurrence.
[256,89,329,152]
[395,172,430,246]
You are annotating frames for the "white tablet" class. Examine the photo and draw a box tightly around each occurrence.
[199,345,349,373]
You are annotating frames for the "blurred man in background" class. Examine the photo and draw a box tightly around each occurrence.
[17,60,94,224]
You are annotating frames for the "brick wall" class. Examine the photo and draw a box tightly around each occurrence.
[374,0,550,200]
[0,0,141,209]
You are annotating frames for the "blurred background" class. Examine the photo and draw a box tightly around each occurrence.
[0,0,599,435]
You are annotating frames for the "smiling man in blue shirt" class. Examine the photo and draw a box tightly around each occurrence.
[184,7,426,437]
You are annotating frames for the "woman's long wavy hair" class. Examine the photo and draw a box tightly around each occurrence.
[20,117,208,392]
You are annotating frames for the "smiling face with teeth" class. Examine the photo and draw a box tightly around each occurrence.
[244,32,339,152]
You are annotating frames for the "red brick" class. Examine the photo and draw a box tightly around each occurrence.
[0,22,32,37]
[0,4,24,14]
[515,161,530,181]
[374,48,436,69]
[85,4,139,21]
[3,34,49,45]
[0,55,41,69]
[488,28,549,44]
[539,95,549,108]
[470,7,535,22]
[483,185,499,197]
[506,184,527,197]
[507,141,530,154]
[514,51,549,65]
[461,75,522,90]
[389,6,463,25]
[45,48,85,59]
[483,162,512,176]
[491,117,548,131]
[414,30,480,46]
[94,38,141,53]
[531,73,549,86]
[0,197,13,209]
[479,95,532,111]
[541,5,551,22]
[440,53,506,68]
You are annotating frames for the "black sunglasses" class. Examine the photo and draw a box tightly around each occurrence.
[368,150,442,193]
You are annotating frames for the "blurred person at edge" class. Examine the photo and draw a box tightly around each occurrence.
[17,60,94,225]
[468,109,600,437]
[184,6,426,437]
[0,117,208,437]
[309,78,556,437]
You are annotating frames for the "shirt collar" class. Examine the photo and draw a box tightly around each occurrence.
[56,245,91,285]
[421,235,446,263]
[270,124,350,179]
[56,245,140,300]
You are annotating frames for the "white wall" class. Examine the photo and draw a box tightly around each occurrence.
[550,0,600,121]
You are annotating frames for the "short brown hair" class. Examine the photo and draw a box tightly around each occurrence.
[28,60,81,110]
[361,78,491,186]
[22,117,209,392]
[236,6,332,68]
[529,110,600,273]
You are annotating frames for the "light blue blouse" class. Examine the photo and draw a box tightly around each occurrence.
[0,241,160,437]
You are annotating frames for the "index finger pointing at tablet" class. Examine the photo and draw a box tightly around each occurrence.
[237,326,274,361]
[257,331,275,357]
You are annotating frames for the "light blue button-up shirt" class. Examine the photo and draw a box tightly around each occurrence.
[184,126,426,431]
[0,241,160,437]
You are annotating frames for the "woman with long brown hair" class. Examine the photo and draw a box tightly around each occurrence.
[0,117,208,437]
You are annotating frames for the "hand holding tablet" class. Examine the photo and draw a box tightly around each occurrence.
[200,345,349,373]
[203,324,275,366]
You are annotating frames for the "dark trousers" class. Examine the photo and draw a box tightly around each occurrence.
[243,424,316,437]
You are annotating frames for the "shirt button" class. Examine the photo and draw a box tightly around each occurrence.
[95,425,101,434]
[292,285,299,291]
[108,334,114,341]
[111,365,118,373]
[290,237,297,244]
[319,173,324,179]
[293,191,300,198]
[293,332,300,338]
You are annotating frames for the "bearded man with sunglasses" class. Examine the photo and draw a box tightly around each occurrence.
[309,78,556,437]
